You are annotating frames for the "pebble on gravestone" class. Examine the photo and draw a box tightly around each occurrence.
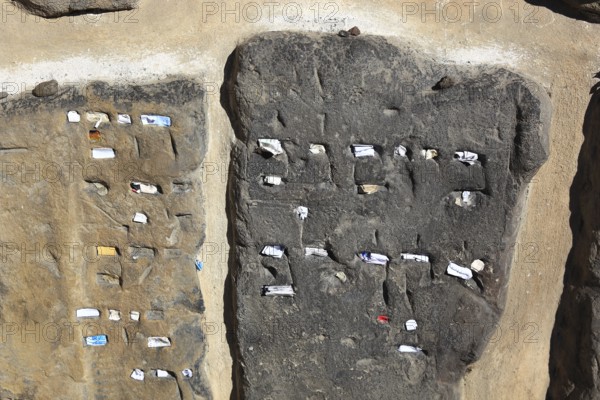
[32,80,58,97]
[348,26,361,36]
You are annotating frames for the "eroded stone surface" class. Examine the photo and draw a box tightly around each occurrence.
[0,79,207,399]
[227,32,550,399]
[13,0,137,18]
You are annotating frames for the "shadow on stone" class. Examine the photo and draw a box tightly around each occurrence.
[547,76,600,399]
[221,47,246,400]
[525,0,600,23]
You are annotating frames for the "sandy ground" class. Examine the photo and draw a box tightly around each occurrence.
[1,0,599,398]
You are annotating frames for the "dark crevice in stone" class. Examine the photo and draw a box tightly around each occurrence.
[221,48,246,400]
[170,132,179,157]
[382,280,390,307]
[546,82,600,399]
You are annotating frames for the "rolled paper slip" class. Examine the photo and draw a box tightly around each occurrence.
[358,185,382,194]
[76,308,99,318]
[447,262,473,280]
[454,151,478,165]
[263,176,282,186]
[398,345,423,353]
[147,337,171,348]
[309,144,326,154]
[118,114,132,124]
[86,112,109,127]
[130,182,159,194]
[421,149,438,159]
[359,251,389,265]
[108,310,121,321]
[141,115,171,127]
[67,111,80,123]
[154,369,170,378]
[261,245,285,258]
[91,148,115,159]
[258,139,283,155]
[305,247,328,257]
[97,246,117,256]
[295,206,308,220]
[130,369,144,381]
[395,145,407,157]
[352,144,375,157]
[85,335,108,347]
[405,319,418,331]
[262,285,295,297]
[133,213,148,224]
[400,253,430,263]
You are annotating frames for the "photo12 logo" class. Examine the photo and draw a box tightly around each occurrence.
[1,1,139,23]
[201,2,340,24]
[0,161,139,185]
[400,1,553,26]
[0,320,140,345]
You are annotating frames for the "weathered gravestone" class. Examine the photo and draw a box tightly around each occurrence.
[0,79,208,399]
[226,32,551,399]
[13,0,137,18]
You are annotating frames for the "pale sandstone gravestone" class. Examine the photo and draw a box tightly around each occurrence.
[0,79,208,399]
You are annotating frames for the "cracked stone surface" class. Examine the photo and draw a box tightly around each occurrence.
[13,0,137,18]
[226,32,551,399]
[0,79,207,399]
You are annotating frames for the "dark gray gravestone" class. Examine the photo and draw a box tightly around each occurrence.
[226,32,551,399]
